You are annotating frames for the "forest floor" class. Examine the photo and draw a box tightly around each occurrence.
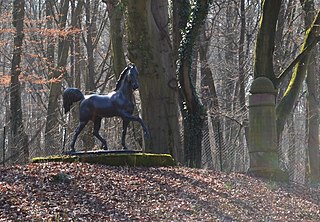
[0,162,319,221]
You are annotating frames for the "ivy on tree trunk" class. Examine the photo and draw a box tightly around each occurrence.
[176,0,212,168]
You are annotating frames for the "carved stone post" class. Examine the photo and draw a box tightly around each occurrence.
[248,77,287,180]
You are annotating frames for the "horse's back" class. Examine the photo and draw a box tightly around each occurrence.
[80,93,118,118]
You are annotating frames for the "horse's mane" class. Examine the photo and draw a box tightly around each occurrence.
[114,64,135,91]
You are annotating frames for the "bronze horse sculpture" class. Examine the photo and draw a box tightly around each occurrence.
[63,64,149,152]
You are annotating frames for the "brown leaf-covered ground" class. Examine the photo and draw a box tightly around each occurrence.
[0,162,319,221]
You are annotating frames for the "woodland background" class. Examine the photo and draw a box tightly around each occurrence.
[0,0,320,185]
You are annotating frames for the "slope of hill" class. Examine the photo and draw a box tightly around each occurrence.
[0,162,319,221]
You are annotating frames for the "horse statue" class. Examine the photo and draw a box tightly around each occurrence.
[63,64,149,152]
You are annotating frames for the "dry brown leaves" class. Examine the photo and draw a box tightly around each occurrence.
[0,162,319,221]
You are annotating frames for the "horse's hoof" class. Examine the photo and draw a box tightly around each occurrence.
[70,145,75,153]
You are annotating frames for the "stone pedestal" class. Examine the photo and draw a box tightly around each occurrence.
[248,77,287,181]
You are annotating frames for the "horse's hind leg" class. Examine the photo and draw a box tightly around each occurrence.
[121,119,129,150]
[93,117,108,150]
[70,120,88,152]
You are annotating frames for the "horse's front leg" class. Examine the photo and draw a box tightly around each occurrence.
[121,119,129,149]
[93,117,108,150]
[119,112,150,139]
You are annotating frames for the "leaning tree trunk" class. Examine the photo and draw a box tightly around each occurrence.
[276,10,320,138]
[10,0,29,164]
[176,0,211,168]
[126,0,181,160]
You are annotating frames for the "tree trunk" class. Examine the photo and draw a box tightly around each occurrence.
[199,27,223,170]
[81,0,97,150]
[250,0,285,179]
[126,0,181,160]
[276,11,320,138]
[301,0,320,183]
[176,0,211,167]
[73,0,82,89]
[105,0,126,78]
[254,0,282,83]
[68,0,83,87]
[44,0,70,154]
[238,0,248,170]
[250,0,320,180]
[10,0,29,164]
[238,0,246,115]
[172,0,190,63]
[68,0,83,152]
[84,0,96,92]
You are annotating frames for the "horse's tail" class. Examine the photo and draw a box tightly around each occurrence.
[62,87,85,114]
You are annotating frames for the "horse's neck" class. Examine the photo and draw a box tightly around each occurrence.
[118,79,133,99]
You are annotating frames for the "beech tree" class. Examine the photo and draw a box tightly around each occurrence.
[10,0,28,164]
[126,0,181,159]
[104,0,126,78]
[44,0,70,154]
[301,0,320,182]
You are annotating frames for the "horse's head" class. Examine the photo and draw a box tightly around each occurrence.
[127,64,139,90]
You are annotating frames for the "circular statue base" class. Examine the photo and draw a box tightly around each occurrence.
[64,149,143,155]
[32,150,176,167]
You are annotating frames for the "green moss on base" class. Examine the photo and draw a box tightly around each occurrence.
[32,153,176,167]
[32,155,79,163]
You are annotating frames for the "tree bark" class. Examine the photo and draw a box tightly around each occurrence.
[10,0,29,164]
[44,0,70,154]
[68,0,83,151]
[238,0,249,171]
[176,0,211,167]
[84,0,96,92]
[104,0,126,78]
[172,0,190,63]
[253,0,282,83]
[126,0,181,160]
[276,11,320,138]
[68,0,83,87]
[301,0,320,183]
[81,0,97,150]
[250,0,285,179]
[238,0,246,114]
